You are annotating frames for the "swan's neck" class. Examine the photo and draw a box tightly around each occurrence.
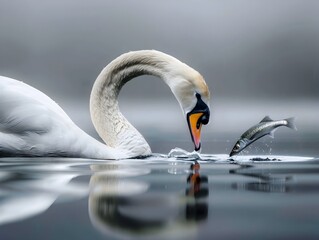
[90,50,179,158]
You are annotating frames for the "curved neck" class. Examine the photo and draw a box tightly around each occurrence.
[90,50,181,157]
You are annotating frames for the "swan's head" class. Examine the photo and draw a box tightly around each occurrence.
[166,67,210,151]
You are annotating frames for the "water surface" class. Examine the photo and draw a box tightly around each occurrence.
[0,154,319,240]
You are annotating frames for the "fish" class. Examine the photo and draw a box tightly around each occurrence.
[229,116,297,157]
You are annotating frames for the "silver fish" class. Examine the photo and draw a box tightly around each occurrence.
[230,116,297,157]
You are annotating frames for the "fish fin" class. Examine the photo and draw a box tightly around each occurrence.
[260,116,272,123]
[268,130,275,138]
[285,117,297,131]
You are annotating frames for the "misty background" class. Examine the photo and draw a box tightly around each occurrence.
[0,0,318,154]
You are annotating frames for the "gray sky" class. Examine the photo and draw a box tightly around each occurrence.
[1,0,318,103]
[1,0,319,153]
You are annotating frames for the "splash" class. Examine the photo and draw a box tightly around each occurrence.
[167,147,312,163]
[167,148,231,162]
[168,147,203,160]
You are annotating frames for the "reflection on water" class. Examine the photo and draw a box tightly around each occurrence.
[0,159,88,225]
[185,161,208,221]
[0,155,319,239]
[89,160,209,239]
[230,162,319,193]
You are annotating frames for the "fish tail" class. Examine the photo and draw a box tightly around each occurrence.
[285,117,297,131]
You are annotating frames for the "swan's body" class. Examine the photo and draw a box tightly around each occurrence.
[0,77,119,158]
[0,50,210,159]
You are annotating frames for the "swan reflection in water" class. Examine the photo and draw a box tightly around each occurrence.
[0,158,209,239]
[88,160,209,239]
[185,161,208,221]
[1,158,318,238]
[0,159,88,225]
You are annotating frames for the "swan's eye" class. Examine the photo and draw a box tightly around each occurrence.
[192,93,210,125]
[200,113,209,125]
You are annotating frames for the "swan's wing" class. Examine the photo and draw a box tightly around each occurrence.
[0,76,72,130]
[0,76,76,156]
[0,76,123,159]
[0,76,75,135]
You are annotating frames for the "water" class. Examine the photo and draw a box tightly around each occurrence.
[0,153,319,240]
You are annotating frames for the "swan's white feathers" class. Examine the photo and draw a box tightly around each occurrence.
[104,50,210,113]
[0,76,120,158]
[0,50,210,159]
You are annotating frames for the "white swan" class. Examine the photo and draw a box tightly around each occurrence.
[0,50,210,159]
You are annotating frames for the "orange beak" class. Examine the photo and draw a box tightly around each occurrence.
[187,112,204,151]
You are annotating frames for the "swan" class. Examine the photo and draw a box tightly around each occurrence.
[0,50,210,159]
